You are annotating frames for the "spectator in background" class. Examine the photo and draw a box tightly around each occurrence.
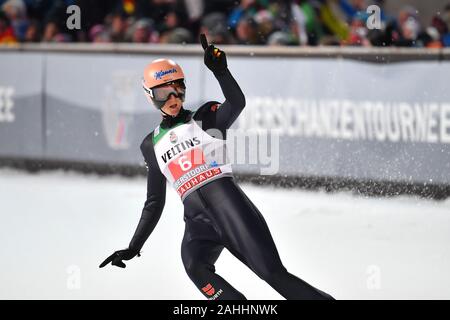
[52,32,72,42]
[367,18,395,47]
[89,24,112,43]
[267,30,292,45]
[290,0,309,45]
[160,26,192,43]
[24,18,40,42]
[157,7,186,41]
[0,10,17,43]
[228,0,258,30]
[74,0,117,41]
[253,8,275,44]
[42,21,58,41]
[89,24,104,41]
[183,0,204,36]
[0,0,448,48]
[131,18,157,43]
[105,11,128,42]
[431,13,448,37]
[397,5,417,27]
[269,0,295,31]
[2,0,28,41]
[200,12,234,44]
[135,0,188,32]
[433,3,450,47]
[294,0,324,45]
[24,0,56,21]
[338,0,368,21]
[256,0,306,46]
[444,4,450,31]
[394,6,421,47]
[203,0,235,16]
[443,5,450,47]
[343,11,370,46]
[318,0,349,43]
[183,0,203,21]
[414,3,450,48]
[40,2,73,45]
[235,14,260,45]
[420,26,443,48]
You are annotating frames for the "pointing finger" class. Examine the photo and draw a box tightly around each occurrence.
[200,33,208,50]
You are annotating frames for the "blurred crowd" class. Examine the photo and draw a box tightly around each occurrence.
[1,0,450,47]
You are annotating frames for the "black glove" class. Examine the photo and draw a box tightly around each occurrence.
[99,248,140,269]
[200,33,227,74]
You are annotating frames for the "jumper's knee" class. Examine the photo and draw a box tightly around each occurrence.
[183,259,215,281]
[253,264,288,284]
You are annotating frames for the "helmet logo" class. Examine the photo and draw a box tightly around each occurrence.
[169,131,178,144]
[154,68,177,80]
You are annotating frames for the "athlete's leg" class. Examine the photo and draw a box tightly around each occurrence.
[235,182,334,300]
[181,217,246,300]
[199,178,334,300]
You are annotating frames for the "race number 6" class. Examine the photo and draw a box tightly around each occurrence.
[168,148,206,180]
[178,155,192,171]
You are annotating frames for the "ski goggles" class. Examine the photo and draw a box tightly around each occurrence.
[143,79,186,109]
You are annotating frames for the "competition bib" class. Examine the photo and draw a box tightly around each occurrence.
[153,119,233,201]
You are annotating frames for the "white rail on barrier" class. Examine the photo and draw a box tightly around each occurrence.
[1,43,450,61]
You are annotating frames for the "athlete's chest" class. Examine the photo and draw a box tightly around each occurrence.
[152,119,233,200]
[153,120,218,166]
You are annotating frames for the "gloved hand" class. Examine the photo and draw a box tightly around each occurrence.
[99,248,140,269]
[200,33,227,74]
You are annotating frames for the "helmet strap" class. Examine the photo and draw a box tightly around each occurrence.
[161,105,185,118]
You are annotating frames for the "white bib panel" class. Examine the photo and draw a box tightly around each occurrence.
[153,119,233,201]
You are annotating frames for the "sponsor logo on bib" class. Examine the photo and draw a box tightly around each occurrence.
[169,131,178,144]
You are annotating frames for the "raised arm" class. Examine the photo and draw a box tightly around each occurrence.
[197,34,246,135]
[213,68,246,131]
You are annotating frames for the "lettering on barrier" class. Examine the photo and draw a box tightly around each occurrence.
[0,86,15,123]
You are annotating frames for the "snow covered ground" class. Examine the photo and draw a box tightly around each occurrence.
[0,168,449,300]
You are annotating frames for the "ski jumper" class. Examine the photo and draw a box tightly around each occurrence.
[129,68,333,300]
